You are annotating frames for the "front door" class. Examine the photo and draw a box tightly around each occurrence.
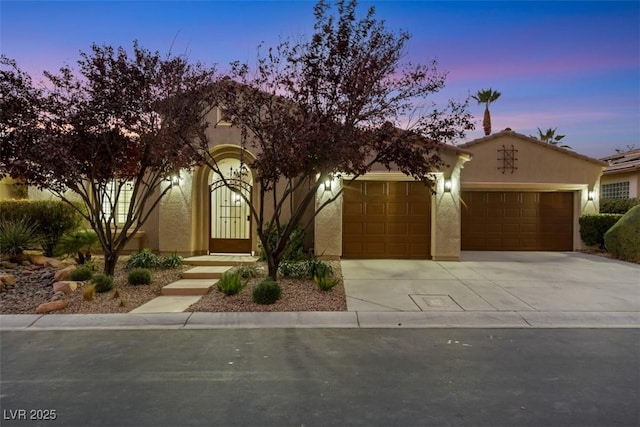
[210,177,252,253]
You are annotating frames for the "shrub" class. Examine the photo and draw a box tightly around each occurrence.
[126,248,159,269]
[600,198,640,214]
[233,264,261,279]
[579,214,623,248]
[0,200,83,256]
[252,278,281,304]
[70,265,94,281]
[0,218,42,259]
[314,274,339,291]
[128,268,152,286]
[92,274,114,293]
[217,271,247,296]
[278,259,334,279]
[258,223,306,262]
[55,230,99,264]
[604,205,640,262]
[82,284,96,301]
[159,253,183,269]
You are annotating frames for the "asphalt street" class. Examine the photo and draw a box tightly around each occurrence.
[1,328,638,427]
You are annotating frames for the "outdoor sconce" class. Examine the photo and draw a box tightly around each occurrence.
[324,177,332,192]
[171,173,181,187]
[588,189,595,201]
[444,178,452,193]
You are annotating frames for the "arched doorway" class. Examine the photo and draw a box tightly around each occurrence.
[209,158,253,253]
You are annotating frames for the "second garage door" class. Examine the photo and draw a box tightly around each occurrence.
[342,181,431,258]
[461,191,574,251]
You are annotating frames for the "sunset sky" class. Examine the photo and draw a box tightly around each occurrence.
[1,1,638,159]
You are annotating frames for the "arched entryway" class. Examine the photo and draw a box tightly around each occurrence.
[208,158,253,253]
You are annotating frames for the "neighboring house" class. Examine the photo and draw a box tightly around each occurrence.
[28,121,607,260]
[599,149,640,199]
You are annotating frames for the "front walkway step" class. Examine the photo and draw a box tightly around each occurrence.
[184,255,258,266]
[162,279,219,296]
[130,296,202,313]
[182,266,231,279]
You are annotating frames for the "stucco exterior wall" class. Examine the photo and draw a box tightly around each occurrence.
[459,131,606,250]
[158,172,194,256]
[601,170,640,198]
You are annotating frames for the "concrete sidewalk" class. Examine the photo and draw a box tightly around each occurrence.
[1,251,638,330]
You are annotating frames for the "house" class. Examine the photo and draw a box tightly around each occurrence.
[599,149,640,199]
[26,119,606,260]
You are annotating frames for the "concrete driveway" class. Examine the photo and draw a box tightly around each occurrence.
[342,252,640,314]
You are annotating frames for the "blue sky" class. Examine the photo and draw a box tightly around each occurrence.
[1,1,638,158]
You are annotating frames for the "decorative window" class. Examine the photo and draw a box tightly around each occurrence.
[102,181,134,224]
[601,182,629,199]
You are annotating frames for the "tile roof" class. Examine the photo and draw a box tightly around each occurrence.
[601,149,640,175]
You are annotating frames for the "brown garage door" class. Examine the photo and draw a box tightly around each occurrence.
[461,191,574,251]
[342,181,430,258]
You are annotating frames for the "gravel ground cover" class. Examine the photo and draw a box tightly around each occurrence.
[187,261,347,312]
[1,257,346,314]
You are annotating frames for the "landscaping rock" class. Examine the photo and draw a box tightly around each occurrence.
[35,300,68,314]
[54,266,76,282]
[0,274,17,286]
[50,291,67,302]
[53,281,79,294]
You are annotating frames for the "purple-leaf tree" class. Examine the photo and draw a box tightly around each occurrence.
[0,43,217,275]
[186,0,474,278]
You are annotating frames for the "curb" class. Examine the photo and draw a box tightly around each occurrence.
[1,311,639,330]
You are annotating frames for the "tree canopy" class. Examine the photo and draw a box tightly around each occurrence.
[0,43,217,274]
[187,0,474,277]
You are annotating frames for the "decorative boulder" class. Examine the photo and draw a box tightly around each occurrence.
[54,266,76,282]
[35,300,69,314]
[52,281,79,294]
[604,205,640,262]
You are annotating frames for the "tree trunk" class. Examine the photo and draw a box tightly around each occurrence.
[483,105,491,135]
[103,252,119,276]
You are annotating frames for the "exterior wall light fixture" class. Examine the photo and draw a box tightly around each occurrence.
[588,189,595,201]
[444,178,452,193]
[324,177,332,192]
[170,173,181,187]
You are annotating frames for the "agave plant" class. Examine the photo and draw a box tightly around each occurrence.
[0,218,42,261]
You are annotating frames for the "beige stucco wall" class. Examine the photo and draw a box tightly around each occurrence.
[314,148,470,260]
[460,131,606,250]
[601,170,640,198]
[0,177,26,200]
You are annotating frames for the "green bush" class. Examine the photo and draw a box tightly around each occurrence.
[0,200,83,256]
[233,264,261,279]
[217,270,247,296]
[159,253,183,269]
[92,274,114,293]
[600,198,640,214]
[127,268,152,286]
[604,205,640,262]
[0,218,42,259]
[252,278,281,304]
[126,248,159,269]
[314,274,339,291]
[70,265,94,281]
[579,214,623,248]
[55,230,99,263]
[258,223,306,262]
[278,259,334,279]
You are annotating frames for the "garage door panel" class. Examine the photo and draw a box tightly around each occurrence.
[343,181,431,258]
[462,191,573,251]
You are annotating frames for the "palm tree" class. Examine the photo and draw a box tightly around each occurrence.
[531,127,571,149]
[471,88,501,136]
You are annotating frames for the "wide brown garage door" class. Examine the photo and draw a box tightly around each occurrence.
[342,181,430,258]
[461,191,573,251]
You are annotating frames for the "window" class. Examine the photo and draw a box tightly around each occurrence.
[601,181,629,199]
[102,181,134,224]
